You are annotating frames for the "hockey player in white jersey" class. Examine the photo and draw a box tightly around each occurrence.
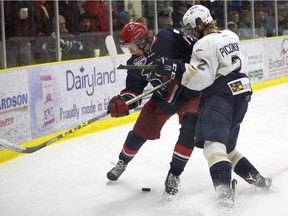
[153,5,272,207]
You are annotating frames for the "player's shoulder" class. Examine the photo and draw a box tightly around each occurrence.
[200,30,239,45]
[221,29,239,38]
[156,27,195,46]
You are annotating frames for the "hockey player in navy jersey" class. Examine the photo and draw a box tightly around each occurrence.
[153,5,272,207]
[106,22,200,195]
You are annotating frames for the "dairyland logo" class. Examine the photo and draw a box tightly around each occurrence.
[66,66,116,96]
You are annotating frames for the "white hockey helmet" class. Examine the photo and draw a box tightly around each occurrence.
[182,5,213,28]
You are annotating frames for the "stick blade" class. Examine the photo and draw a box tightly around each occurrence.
[105,35,120,68]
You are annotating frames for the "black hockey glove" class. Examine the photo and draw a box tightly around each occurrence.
[153,57,180,79]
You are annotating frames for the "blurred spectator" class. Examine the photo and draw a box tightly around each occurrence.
[56,15,71,36]
[5,1,37,38]
[4,1,37,67]
[33,0,54,36]
[136,17,148,27]
[256,9,276,37]
[59,1,80,34]
[227,22,239,35]
[82,0,109,32]
[77,13,95,58]
[172,1,188,29]
[115,11,130,30]
[158,10,173,29]
[228,10,240,26]
[238,10,253,39]
[209,0,225,29]
[112,4,119,30]
[78,13,91,33]
[277,2,287,36]
[159,1,173,14]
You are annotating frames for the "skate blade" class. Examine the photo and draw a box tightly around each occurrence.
[161,191,178,202]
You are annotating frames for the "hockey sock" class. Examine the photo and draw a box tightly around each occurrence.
[210,161,232,188]
[203,141,231,188]
[233,157,260,184]
[169,115,196,176]
[170,144,193,176]
[119,131,146,164]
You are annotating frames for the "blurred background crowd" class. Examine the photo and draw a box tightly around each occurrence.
[0,0,288,69]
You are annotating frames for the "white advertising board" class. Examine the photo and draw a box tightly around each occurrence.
[29,57,128,138]
[0,69,31,146]
[241,36,288,83]
[241,40,265,84]
[265,37,288,79]
[1,36,288,150]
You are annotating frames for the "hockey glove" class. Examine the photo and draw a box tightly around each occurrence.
[153,57,180,80]
[108,95,129,118]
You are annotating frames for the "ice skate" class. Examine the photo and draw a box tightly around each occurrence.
[215,179,237,208]
[164,172,180,195]
[254,174,272,190]
[107,160,126,181]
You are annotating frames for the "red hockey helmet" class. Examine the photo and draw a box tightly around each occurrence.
[119,22,149,47]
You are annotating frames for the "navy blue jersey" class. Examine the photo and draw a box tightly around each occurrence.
[120,28,198,113]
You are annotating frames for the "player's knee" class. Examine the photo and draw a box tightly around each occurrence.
[179,113,198,125]
[178,115,197,148]
[180,115,197,134]
[125,131,147,149]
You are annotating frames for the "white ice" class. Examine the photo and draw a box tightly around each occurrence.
[1,83,288,216]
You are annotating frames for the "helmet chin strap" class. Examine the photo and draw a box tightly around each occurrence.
[138,40,149,55]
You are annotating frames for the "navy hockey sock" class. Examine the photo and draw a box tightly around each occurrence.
[169,115,196,176]
[233,157,260,184]
[169,144,192,176]
[119,131,146,164]
[210,161,232,188]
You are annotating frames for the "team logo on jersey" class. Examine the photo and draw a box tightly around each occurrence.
[133,55,147,65]
[229,80,244,93]
[228,77,251,95]
[133,55,155,80]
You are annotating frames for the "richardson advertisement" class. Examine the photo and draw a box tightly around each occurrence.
[0,69,31,147]
[29,57,127,138]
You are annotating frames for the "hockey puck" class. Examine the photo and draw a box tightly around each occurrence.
[141,188,151,192]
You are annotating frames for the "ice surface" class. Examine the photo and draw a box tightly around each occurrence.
[1,83,288,216]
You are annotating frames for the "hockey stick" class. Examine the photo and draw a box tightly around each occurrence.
[117,64,160,70]
[105,35,120,68]
[0,79,172,154]
[105,35,159,71]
